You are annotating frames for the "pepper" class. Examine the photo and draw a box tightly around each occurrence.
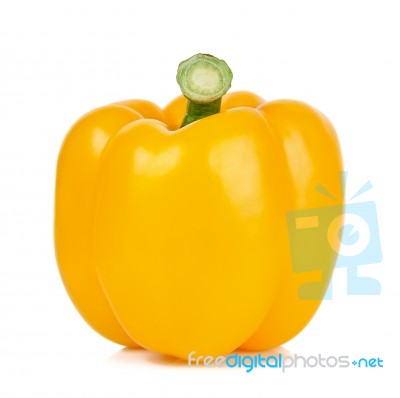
[55,54,343,358]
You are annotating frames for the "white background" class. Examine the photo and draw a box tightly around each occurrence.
[1,0,399,396]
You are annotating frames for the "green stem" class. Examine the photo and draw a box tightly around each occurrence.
[176,54,233,127]
[180,98,221,127]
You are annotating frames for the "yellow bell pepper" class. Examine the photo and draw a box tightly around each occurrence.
[55,54,343,359]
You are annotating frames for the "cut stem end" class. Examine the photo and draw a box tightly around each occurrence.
[176,53,233,126]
